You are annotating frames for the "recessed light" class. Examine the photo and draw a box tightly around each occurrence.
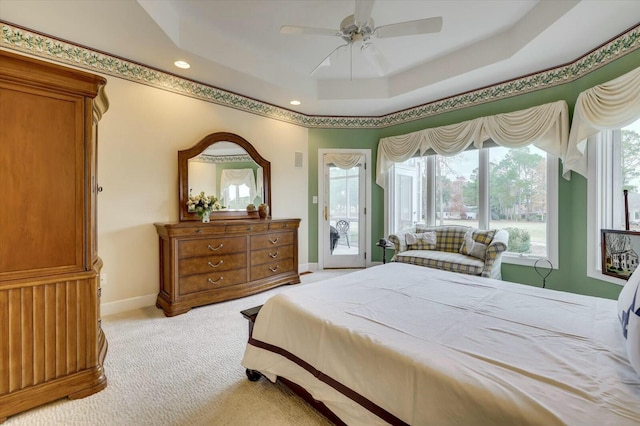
[174,60,191,69]
[290,100,301,106]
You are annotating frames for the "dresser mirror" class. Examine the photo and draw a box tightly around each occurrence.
[178,132,271,221]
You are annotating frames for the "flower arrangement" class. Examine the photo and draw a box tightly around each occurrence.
[187,191,224,217]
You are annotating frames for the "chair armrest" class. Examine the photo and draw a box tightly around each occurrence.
[482,229,509,279]
[489,229,509,251]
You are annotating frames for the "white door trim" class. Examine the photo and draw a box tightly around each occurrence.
[317,148,372,270]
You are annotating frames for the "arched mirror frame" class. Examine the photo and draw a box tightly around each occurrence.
[178,132,271,221]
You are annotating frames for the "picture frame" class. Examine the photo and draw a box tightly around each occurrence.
[601,229,640,280]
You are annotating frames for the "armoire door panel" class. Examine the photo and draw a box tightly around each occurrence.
[0,84,85,277]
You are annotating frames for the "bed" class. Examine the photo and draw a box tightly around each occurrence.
[241,262,640,425]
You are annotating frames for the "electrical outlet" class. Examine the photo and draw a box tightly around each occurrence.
[312,196,318,204]
[100,273,107,287]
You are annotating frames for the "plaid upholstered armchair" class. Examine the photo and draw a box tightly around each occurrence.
[388,225,509,280]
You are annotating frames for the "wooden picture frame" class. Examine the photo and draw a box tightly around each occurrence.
[601,229,640,280]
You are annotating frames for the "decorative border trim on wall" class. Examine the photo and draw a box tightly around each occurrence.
[2,21,639,129]
[193,154,253,164]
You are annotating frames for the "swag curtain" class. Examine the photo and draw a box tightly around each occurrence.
[376,100,569,188]
[565,65,640,179]
[325,153,364,170]
[220,169,257,203]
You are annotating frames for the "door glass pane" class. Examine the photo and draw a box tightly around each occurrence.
[329,164,360,256]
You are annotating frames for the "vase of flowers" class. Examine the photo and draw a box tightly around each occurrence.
[187,191,224,223]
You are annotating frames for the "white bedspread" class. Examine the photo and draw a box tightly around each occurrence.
[242,263,640,425]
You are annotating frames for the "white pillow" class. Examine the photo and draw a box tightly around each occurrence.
[617,268,640,375]
[628,309,640,376]
[460,231,488,260]
[468,241,488,260]
[405,231,436,250]
[617,268,640,337]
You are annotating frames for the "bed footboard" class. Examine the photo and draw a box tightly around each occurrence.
[240,305,348,425]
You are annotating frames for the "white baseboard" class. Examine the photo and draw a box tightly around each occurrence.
[299,262,317,273]
[101,264,318,316]
[101,293,157,317]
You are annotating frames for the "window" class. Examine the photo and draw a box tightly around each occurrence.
[220,168,257,209]
[223,183,252,209]
[387,145,558,266]
[587,119,640,281]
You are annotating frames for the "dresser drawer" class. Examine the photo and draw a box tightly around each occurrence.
[251,245,293,266]
[179,252,247,277]
[268,221,296,230]
[226,223,268,233]
[179,268,247,295]
[250,231,294,251]
[251,258,294,281]
[178,236,246,258]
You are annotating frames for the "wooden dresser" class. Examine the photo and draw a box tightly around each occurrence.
[0,50,109,422]
[154,218,301,316]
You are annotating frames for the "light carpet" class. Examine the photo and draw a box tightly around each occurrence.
[6,270,355,426]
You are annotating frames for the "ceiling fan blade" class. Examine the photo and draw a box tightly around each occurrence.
[354,0,375,27]
[375,17,443,38]
[310,43,349,75]
[280,25,340,37]
[361,42,389,76]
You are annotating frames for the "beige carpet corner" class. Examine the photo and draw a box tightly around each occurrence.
[6,270,353,426]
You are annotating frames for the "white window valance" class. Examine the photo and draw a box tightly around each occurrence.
[376,100,569,187]
[565,65,640,179]
[325,153,364,170]
[220,169,257,201]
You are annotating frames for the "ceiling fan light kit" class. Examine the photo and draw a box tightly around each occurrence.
[280,0,443,78]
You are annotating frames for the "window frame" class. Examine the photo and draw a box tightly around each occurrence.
[586,131,627,285]
[385,147,559,268]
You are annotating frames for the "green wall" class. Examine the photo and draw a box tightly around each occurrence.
[308,48,640,300]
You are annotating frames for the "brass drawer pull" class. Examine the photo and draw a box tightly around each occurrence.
[269,252,279,259]
[207,243,223,251]
[269,238,279,245]
[195,229,203,233]
[247,226,253,230]
[269,265,279,273]
[208,260,223,268]
[208,277,223,284]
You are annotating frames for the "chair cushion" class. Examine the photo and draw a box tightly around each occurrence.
[406,231,436,250]
[395,250,484,276]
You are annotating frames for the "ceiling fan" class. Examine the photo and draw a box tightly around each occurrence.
[280,0,443,77]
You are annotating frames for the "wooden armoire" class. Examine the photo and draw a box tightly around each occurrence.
[0,50,109,422]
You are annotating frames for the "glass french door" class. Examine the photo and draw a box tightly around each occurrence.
[322,153,366,268]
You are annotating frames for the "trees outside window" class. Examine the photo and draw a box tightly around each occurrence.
[389,145,556,262]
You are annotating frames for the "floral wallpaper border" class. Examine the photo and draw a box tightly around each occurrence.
[194,154,253,164]
[2,21,639,129]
